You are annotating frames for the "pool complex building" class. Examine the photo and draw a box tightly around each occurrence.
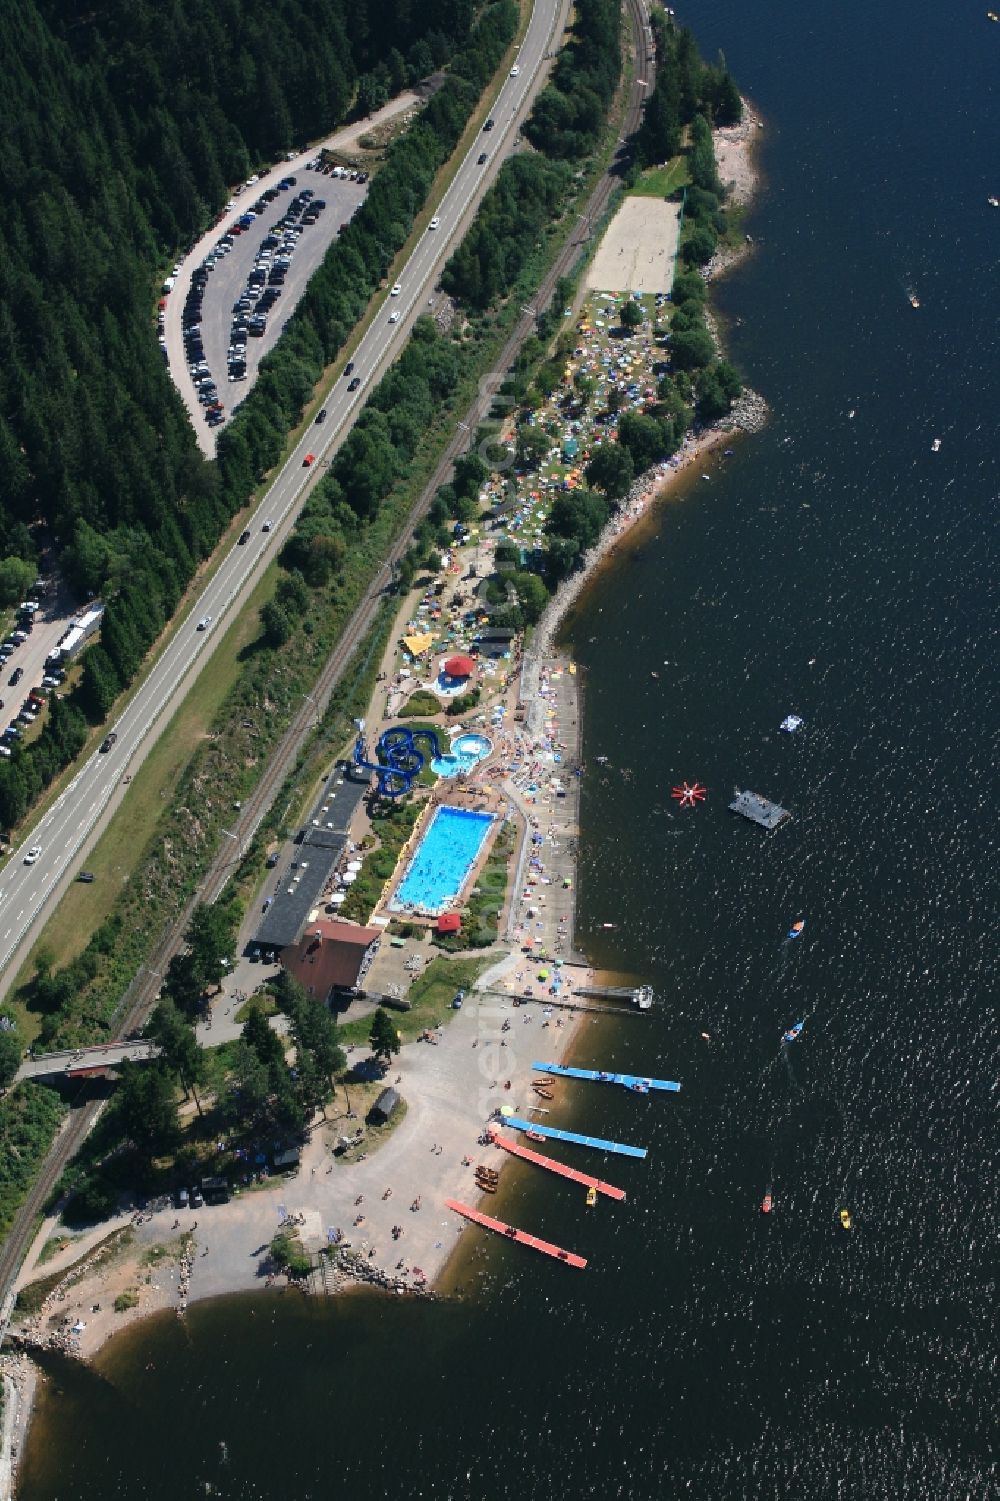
[431,732,493,778]
[389,804,496,915]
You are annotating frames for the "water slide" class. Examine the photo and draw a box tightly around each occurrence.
[352,722,442,798]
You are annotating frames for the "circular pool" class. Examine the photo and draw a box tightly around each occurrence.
[431,733,493,778]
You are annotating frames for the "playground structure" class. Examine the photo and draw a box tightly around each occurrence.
[352,719,442,799]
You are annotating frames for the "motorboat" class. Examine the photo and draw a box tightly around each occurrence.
[931,438,942,452]
[908,291,920,309]
[761,1188,773,1214]
[788,919,806,940]
[782,1021,805,1044]
[586,1187,597,1208]
[779,714,805,733]
[839,1208,853,1231]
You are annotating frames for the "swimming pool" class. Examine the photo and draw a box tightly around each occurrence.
[431,732,493,778]
[389,805,495,914]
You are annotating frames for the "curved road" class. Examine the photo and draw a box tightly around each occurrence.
[0,0,570,1004]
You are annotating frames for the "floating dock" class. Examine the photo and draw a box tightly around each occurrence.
[505,1116,647,1159]
[728,789,790,829]
[533,1062,681,1093]
[446,1199,587,1268]
[573,984,653,1009]
[490,1131,627,1201]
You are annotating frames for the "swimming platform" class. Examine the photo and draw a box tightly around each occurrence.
[533,1061,681,1093]
[446,1200,587,1269]
[728,789,790,829]
[505,1116,647,1159]
[490,1131,626,1201]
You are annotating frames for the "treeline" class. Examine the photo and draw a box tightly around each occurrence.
[61,971,347,1224]
[636,15,742,170]
[524,0,623,159]
[441,157,572,309]
[0,0,508,835]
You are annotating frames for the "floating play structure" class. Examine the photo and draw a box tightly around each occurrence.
[351,719,441,798]
[671,781,707,808]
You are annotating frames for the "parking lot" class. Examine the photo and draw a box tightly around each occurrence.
[0,579,82,767]
[165,163,367,451]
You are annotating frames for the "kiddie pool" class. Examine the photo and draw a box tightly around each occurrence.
[431,733,493,778]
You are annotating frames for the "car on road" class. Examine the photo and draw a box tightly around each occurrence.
[77,871,95,883]
[477,153,488,165]
[429,216,440,230]
[266,850,281,868]
[100,732,118,753]
[452,989,465,1009]
[315,408,327,423]
[390,283,402,296]
[510,63,520,75]
[24,846,41,864]
[348,377,361,392]
[388,310,400,323]
[303,453,316,466]
[344,362,355,376]
[197,616,212,631]
[238,529,251,544]
[262,520,273,532]
[484,118,495,131]
[8,668,23,686]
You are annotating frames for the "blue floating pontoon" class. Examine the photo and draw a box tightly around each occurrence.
[505,1116,647,1159]
[533,1062,681,1094]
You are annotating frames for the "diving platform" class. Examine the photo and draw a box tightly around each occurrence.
[533,1062,681,1093]
[505,1116,647,1159]
[728,789,790,829]
[490,1131,627,1200]
[446,1200,586,1268]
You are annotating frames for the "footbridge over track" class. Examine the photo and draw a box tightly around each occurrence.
[16,1041,160,1083]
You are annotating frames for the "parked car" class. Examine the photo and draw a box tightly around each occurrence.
[77,871,95,883]
[452,989,465,1009]
[175,1187,190,1209]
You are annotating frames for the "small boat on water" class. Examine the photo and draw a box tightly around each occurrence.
[782,1020,805,1044]
[779,714,804,733]
[788,919,806,940]
[525,1129,546,1143]
[761,1188,773,1214]
[908,290,920,309]
[839,1208,853,1231]
[586,1186,597,1208]
[989,195,1000,207]
[931,438,942,452]
[475,1178,498,1194]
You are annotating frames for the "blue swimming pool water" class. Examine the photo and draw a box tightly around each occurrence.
[390,805,495,914]
[430,733,493,778]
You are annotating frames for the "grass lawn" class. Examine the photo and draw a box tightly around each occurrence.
[334,952,501,1050]
[630,157,689,198]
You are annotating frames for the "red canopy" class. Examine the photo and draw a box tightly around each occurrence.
[443,654,475,678]
[436,913,461,934]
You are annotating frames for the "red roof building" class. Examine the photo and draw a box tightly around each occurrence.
[281,918,382,998]
[436,912,462,934]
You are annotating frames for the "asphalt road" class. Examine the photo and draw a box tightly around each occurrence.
[0,0,570,1005]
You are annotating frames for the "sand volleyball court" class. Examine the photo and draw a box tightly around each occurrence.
[586,196,682,296]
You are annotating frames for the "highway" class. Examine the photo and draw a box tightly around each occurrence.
[0,0,569,1003]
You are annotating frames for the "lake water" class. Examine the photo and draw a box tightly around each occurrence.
[19,1,998,1495]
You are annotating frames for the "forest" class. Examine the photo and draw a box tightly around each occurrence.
[0,0,512,833]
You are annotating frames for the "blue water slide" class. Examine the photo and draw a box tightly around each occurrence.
[352,725,442,798]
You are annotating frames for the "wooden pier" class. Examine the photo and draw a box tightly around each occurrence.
[490,1131,627,1200]
[446,1199,587,1268]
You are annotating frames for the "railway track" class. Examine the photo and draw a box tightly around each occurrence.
[0,1,656,1316]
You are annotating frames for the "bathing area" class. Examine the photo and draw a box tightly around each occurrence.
[389,804,496,915]
[431,733,493,779]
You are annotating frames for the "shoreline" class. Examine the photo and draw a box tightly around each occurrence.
[0,96,765,1476]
